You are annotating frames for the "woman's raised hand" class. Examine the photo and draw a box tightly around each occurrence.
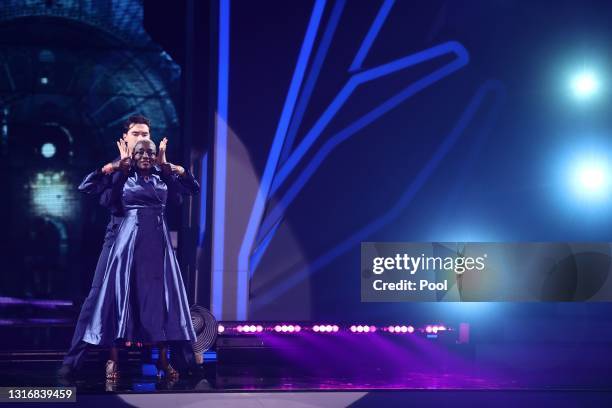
[116,139,132,173]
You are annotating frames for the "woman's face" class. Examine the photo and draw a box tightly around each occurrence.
[132,140,157,171]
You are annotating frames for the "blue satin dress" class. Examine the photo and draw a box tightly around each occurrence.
[80,167,198,346]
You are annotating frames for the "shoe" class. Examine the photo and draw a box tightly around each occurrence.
[57,364,73,379]
[156,361,179,380]
[105,360,120,381]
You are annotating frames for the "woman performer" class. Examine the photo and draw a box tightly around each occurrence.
[82,138,198,380]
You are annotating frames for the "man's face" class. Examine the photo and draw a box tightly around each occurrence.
[123,123,150,151]
[133,140,157,171]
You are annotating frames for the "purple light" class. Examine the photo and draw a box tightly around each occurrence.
[313,324,337,333]
[0,318,71,326]
[215,321,449,337]
[0,296,73,308]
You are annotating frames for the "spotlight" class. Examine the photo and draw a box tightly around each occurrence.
[571,70,599,99]
[218,325,225,333]
[425,325,433,333]
[407,325,415,333]
[274,325,282,332]
[41,142,56,158]
[569,156,610,201]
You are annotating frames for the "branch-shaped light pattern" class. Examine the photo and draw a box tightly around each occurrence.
[251,81,500,309]
[253,42,469,255]
[236,0,327,319]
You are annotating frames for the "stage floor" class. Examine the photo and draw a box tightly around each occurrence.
[2,360,612,407]
[1,361,516,392]
[2,359,612,393]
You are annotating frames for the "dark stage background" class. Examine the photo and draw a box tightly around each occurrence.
[2,1,612,376]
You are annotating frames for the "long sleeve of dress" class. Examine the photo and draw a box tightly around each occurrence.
[103,170,129,215]
[78,168,110,195]
[160,169,200,207]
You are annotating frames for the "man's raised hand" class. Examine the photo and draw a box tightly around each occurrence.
[157,137,168,165]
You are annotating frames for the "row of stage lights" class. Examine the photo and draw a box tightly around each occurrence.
[217,323,448,335]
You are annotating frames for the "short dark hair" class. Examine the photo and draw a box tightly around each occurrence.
[122,114,151,133]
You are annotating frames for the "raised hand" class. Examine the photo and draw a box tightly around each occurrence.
[116,139,132,173]
[116,139,131,159]
[157,137,168,165]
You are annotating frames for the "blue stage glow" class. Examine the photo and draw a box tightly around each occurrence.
[437,302,501,322]
[41,142,55,158]
[212,0,230,319]
[569,154,610,201]
[551,141,612,222]
[570,70,599,99]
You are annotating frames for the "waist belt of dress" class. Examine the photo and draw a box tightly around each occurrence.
[125,207,165,217]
